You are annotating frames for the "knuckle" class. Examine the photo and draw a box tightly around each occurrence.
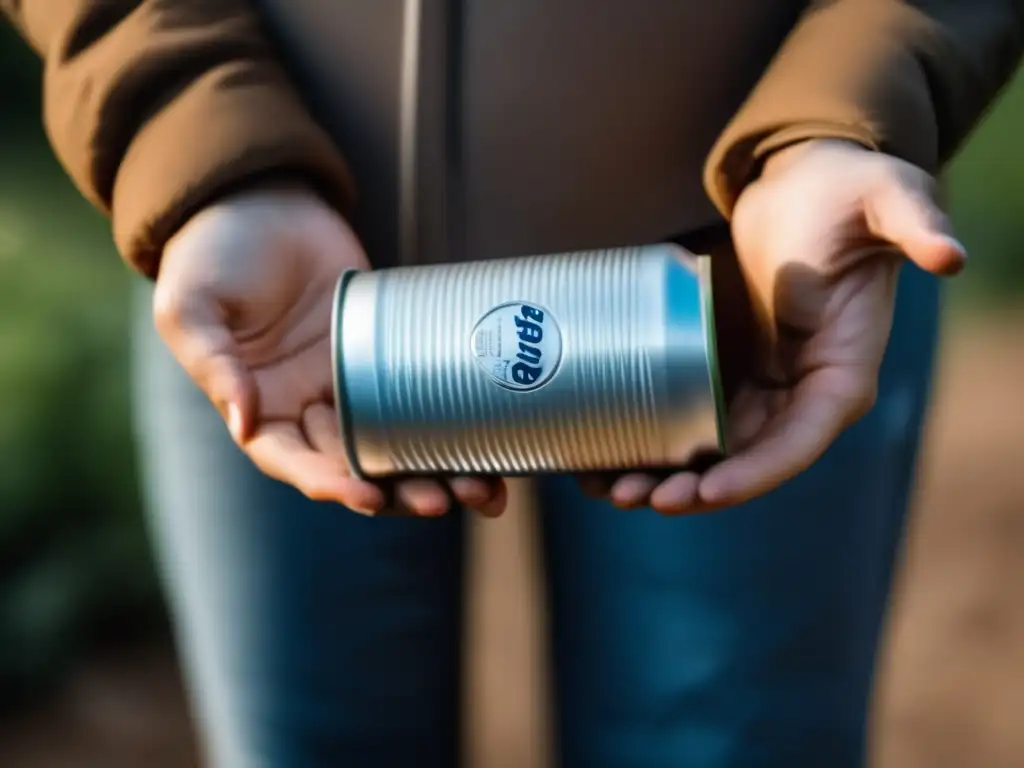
[151,284,184,335]
[868,157,916,194]
[889,163,939,205]
[866,170,904,205]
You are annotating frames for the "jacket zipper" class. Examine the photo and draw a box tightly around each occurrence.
[398,0,462,266]
[398,0,422,267]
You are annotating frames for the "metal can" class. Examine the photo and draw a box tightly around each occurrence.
[331,243,727,478]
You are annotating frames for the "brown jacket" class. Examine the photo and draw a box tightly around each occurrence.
[2,1,1021,276]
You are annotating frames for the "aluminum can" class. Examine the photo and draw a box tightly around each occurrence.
[332,244,726,478]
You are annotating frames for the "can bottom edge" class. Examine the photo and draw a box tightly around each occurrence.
[331,268,367,480]
[353,459,724,480]
[698,254,730,457]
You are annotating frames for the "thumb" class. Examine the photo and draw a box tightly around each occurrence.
[152,288,259,444]
[864,171,968,277]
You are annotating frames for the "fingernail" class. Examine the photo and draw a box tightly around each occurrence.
[937,234,968,258]
[227,403,243,442]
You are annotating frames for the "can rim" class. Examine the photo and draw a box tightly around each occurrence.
[331,268,367,480]
[697,255,729,456]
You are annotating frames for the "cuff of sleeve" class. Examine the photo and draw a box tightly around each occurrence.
[699,0,946,220]
[703,121,882,217]
[111,60,355,278]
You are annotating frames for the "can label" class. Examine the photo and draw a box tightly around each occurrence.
[470,301,562,391]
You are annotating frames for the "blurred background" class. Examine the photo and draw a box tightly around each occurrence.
[1,23,1022,768]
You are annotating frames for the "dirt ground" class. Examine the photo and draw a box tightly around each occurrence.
[0,313,1021,768]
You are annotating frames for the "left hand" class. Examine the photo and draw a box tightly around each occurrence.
[581,139,966,514]
[154,185,507,518]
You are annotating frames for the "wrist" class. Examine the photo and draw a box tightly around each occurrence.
[759,138,873,179]
[204,170,323,208]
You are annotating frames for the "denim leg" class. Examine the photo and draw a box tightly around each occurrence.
[537,266,941,768]
[130,281,465,768]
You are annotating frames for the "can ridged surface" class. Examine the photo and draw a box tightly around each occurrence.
[332,244,725,477]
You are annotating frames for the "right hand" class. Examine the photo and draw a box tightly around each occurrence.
[582,140,964,515]
[153,185,507,518]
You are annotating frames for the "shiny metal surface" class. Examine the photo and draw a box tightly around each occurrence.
[332,244,725,478]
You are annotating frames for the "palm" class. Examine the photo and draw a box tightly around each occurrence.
[586,139,963,514]
[155,187,507,517]
[724,163,900,465]
[234,275,337,427]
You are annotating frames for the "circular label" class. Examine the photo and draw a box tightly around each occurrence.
[470,301,562,391]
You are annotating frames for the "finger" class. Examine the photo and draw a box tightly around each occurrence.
[649,472,701,515]
[698,367,873,506]
[251,335,335,422]
[302,401,347,458]
[303,402,399,517]
[448,476,507,517]
[245,421,385,514]
[305,403,481,518]
[865,173,968,276]
[396,479,452,518]
[478,479,509,519]
[725,386,772,452]
[152,287,258,442]
[609,473,660,509]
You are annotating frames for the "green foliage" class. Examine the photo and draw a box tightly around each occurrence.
[945,68,1024,305]
[0,121,163,701]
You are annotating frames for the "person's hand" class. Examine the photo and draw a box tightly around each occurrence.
[588,139,966,514]
[153,185,507,518]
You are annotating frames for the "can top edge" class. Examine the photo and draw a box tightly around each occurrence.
[331,268,366,480]
[698,255,730,456]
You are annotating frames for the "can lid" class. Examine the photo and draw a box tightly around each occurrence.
[331,268,366,479]
[697,255,729,456]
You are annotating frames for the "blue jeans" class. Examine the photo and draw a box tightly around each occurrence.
[132,266,940,768]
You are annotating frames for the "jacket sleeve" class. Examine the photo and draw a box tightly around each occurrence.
[704,0,1024,216]
[1,0,355,276]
